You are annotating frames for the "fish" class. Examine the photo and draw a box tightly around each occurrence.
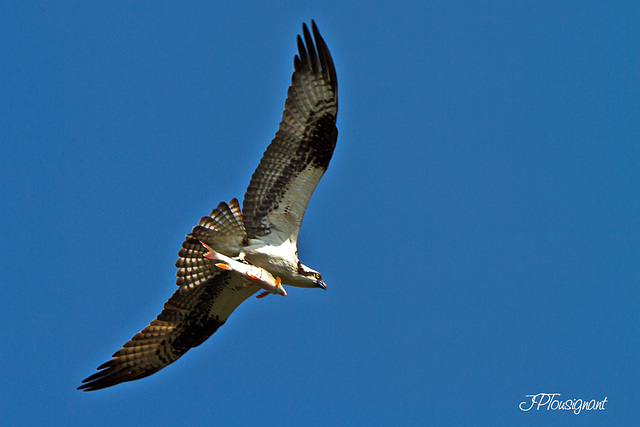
[199,241,287,298]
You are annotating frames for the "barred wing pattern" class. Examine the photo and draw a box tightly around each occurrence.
[242,21,338,242]
[79,21,336,391]
[79,199,257,391]
[78,272,256,391]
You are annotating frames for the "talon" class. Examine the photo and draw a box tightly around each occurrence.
[215,263,232,271]
[243,283,253,287]
[255,291,269,299]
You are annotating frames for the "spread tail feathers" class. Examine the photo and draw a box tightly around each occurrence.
[175,198,248,293]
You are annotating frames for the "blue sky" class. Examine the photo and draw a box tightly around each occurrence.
[1,1,638,425]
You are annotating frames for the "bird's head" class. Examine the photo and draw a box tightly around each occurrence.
[296,262,327,290]
[313,273,327,290]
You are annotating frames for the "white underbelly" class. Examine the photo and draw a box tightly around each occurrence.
[243,239,299,282]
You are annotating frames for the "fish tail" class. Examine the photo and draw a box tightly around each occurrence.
[199,240,220,261]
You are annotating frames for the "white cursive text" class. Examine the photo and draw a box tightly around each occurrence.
[519,393,607,415]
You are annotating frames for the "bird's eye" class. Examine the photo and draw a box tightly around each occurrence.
[315,273,322,280]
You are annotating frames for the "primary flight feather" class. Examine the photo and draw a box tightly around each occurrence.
[78,20,337,391]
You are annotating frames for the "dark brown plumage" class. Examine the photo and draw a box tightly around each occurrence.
[79,20,337,391]
[242,21,338,238]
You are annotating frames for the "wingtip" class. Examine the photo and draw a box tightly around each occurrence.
[309,20,320,43]
[303,20,337,91]
[77,382,98,392]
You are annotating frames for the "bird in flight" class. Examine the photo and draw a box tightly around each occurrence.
[78,20,337,391]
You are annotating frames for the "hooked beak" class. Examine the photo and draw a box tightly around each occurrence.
[317,280,327,290]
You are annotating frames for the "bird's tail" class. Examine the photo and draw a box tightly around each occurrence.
[175,198,247,293]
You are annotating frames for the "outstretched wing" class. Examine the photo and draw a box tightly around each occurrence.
[79,201,255,391]
[78,271,257,391]
[242,21,338,243]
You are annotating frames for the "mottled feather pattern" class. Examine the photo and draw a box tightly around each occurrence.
[243,21,338,238]
[78,273,256,391]
[80,199,253,389]
[79,21,336,392]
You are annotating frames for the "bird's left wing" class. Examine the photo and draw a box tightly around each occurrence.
[79,202,256,391]
[242,21,338,244]
[78,271,257,391]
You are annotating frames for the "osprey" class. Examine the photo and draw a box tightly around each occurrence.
[78,21,337,391]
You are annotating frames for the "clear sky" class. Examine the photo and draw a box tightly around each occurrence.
[1,1,638,425]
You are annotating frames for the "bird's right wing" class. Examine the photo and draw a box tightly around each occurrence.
[242,21,338,244]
